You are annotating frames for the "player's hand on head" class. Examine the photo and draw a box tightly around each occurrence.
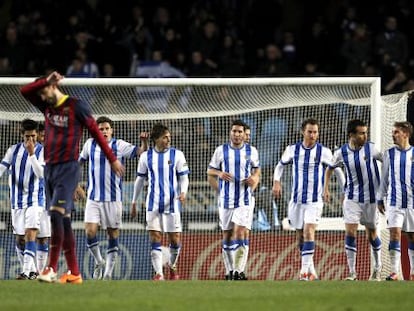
[47,71,63,85]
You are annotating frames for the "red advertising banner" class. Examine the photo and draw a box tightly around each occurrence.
[177,231,370,280]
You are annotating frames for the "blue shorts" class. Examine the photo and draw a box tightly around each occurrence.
[45,161,80,214]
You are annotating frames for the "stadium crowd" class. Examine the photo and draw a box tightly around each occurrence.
[1,0,414,94]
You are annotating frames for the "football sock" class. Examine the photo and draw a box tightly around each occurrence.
[345,235,357,274]
[48,210,64,271]
[169,243,181,270]
[104,238,119,278]
[369,236,382,269]
[37,242,49,272]
[23,241,36,275]
[87,236,104,264]
[150,242,163,275]
[62,216,80,275]
[301,241,315,274]
[222,240,234,275]
[234,239,246,272]
[15,243,24,271]
[389,240,401,275]
[240,239,249,272]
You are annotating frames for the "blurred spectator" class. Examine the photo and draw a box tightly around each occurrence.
[375,16,409,68]
[158,27,183,65]
[188,51,213,77]
[256,44,289,76]
[102,63,115,77]
[341,23,373,75]
[1,1,414,81]
[151,6,173,49]
[66,50,99,77]
[301,19,332,73]
[0,57,11,76]
[218,35,244,76]
[190,20,220,74]
[302,61,324,76]
[384,66,408,94]
[280,31,298,72]
[0,23,27,74]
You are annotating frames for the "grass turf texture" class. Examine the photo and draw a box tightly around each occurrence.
[1,280,413,311]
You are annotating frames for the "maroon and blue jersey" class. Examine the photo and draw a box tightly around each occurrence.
[20,78,117,164]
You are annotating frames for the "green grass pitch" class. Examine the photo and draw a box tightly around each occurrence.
[1,280,413,311]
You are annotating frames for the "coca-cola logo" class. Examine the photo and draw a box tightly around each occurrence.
[179,233,370,280]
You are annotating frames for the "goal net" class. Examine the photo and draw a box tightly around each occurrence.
[0,77,408,280]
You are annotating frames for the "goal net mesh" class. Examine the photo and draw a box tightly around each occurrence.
[0,77,407,280]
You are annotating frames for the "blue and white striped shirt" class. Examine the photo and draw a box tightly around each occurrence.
[331,142,381,203]
[79,138,137,202]
[137,147,189,213]
[208,143,260,209]
[0,142,44,209]
[274,142,332,204]
[377,146,414,209]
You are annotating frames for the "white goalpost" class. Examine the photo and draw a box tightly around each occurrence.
[0,76,408,280]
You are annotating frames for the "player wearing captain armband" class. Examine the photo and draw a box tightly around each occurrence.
[273,118,345,281]
[131,123,189,281]
[377,121,414,281]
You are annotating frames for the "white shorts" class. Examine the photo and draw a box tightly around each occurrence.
[387,206,414,232]
[84,200,122,229]
[343,199,378,229]
[12,205,42,235]
[38,208,51,238]
[146,211,182,232]
[219,205,250,231]
[288,201,323,229]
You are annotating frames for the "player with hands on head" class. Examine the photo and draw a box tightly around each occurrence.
[20,71,124,284]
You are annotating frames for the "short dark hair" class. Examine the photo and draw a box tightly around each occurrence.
[96,116,113,128]
[150,123,169,142]
[394,121,413,137]
[38,122,45,132]
[244,123,251,131]
[231,119,246,130]
[347,119,367,137]
[21,119,38,133]
[301,118,319,131]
